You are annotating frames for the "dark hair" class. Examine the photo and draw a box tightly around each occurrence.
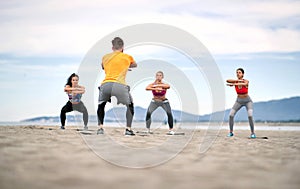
[236,68,244,74]
[66,73,79,87]
[112,37,124,50]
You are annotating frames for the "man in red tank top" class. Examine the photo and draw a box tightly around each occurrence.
[226,68,256,138]
[145,71,174,135]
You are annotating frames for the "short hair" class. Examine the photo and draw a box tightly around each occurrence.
[236,68,244,74]
[112,37,124,50]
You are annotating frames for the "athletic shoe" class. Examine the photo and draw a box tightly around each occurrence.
[146,129,154,134]
[227,132,234,137]
[60,126,65,130]
[83,126,88,131]
[168,130,175,135]
[141,130,153,134]
[97,128,104,135]
[125,129,135,136]
[250,133,256,139]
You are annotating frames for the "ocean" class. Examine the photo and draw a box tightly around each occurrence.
[0,121,300,131]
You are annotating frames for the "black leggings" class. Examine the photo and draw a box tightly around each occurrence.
[97,102,134,127]
[145,100,173,129]
[60,101,88,126]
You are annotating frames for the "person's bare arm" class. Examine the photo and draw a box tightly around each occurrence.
[146,83,156,91]
[226,79,237,83]
[146,83,162,91]
[234,79,249,86]
[226,79,249,87]
[156,83,170,89]
[64,85,72,92]
[64,85,85,94]
[73,86,85,94]
[129,61,137,68]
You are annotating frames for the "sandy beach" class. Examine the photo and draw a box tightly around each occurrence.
[0,125,299,189]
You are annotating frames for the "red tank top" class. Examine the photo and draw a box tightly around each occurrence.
[152,89,166,96]
[235,80,248,94]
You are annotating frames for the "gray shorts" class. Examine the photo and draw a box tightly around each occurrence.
[98,82,133,105]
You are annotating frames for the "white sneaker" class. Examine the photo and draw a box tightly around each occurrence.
[144,129,153,134]
[168,130,175,135]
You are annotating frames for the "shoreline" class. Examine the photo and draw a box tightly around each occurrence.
[1,121,300,126]
[1,122,300,132]
[15,119,300,125]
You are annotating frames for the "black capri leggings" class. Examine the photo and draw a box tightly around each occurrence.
[60,101,88,126]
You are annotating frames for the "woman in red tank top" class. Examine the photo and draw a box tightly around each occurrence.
[226,69,249,98]
[145,71,174,134]
[226,68,256,138]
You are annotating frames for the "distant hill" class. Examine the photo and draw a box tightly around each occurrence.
[21,96,300,123]
[199,96,300,122]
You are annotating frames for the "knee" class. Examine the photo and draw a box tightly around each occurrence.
[248,109,253,117]
[98,102,106,111]
[146,111,152,119]
[167,112,173,117]
[61,106,67,114]
[97,103,105,116]
[229,110,236,117]
[146,111,151,116]
[84,108,88,115]
[129,103,134,115]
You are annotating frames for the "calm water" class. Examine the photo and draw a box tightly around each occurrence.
[1,121,300,131]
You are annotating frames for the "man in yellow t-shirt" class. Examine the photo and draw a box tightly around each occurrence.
[97,37,137,136]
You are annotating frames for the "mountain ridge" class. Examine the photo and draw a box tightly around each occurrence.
[21,96,300,123]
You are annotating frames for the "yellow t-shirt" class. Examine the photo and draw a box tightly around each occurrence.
[102,51,135,85]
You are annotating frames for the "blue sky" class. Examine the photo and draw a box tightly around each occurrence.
[0,0,299,122]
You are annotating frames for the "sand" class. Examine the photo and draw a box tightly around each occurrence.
[0,125,299,189]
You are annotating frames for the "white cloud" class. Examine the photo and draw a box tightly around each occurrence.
[0,0,299,56]
[1,0,299,122]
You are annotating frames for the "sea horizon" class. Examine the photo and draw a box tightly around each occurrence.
[1,121,300,131]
